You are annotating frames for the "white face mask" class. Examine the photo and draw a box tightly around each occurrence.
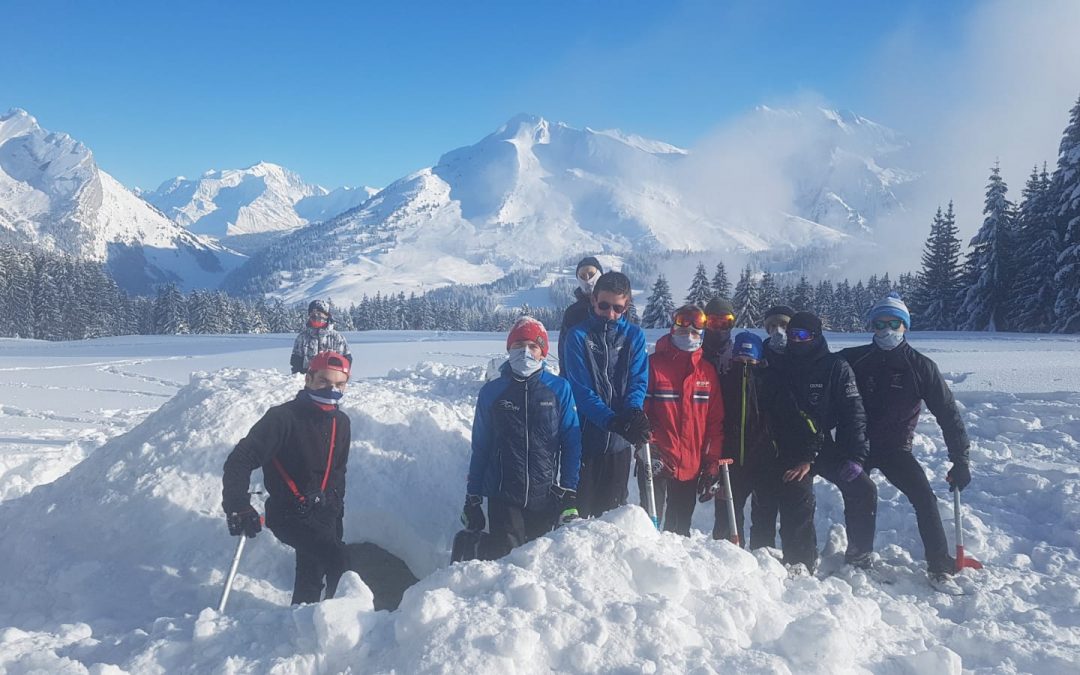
[770,328,787,352]
[577,269,601,294]
[873,330,905,351]
[671,332,703,352]
[508,347,543,377]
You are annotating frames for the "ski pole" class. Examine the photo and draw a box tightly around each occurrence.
[952,488,983,572]
[640,442,660,529]
[218,534,249,612]
[718,459,739,546]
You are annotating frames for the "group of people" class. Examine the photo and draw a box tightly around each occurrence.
[221,258,974,605]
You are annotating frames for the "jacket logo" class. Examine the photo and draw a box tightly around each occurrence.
[809,392,822,406]
[585,339,603,354]
[809,383,824,388]
[540,401,555,407]
[496,400,520,411]
[696,380,710,387]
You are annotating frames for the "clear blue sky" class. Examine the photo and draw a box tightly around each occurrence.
[2,0,974,191]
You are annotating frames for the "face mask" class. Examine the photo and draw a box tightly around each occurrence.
[671,332,702,352]
[703,329,730,351]
[769,328,787,353]
[308,386,345,406]
[577,270,600,295]
[508,347,543,377]
[309,319,328,329]
[873,330,905,351]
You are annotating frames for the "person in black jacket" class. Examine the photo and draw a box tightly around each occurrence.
[558,257,604,369]
[702,297,737,376]
[222,351,352,605]
[840,293,971,581]
[775,312,874,571]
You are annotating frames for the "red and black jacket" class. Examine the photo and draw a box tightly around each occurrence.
[643,335,725,481]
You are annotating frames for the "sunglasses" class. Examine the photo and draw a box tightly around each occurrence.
[706,313,736,331]
[597,300,627,314]
[788,328,816,343]
[673,309,707,330]
[872,319,903,330]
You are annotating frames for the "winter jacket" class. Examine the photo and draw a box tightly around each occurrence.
[772,336,869,466]
[467,364,583,511]
[222,392,351,528]
[643,335,725,481]
[558,288,593,368]
[703,333,734,376]
[562,312,649,457]
[719,361,773,468]
[840,341,970,463]
[291,324,352,373]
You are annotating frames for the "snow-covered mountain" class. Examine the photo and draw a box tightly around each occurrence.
[226,110,913,302]
[0,108,243,293]
[141,162,377,245]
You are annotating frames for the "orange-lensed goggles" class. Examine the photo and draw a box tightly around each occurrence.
[705,313,736,331]
[672,308,707,330]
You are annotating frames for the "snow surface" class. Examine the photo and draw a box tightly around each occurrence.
[0,330,1078,673]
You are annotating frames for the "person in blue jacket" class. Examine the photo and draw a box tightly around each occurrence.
[461,317,583,557]
[561,271,650,518]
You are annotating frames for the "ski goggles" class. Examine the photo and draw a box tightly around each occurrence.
[871,318,903,330]
[788,328,816,343]
[597,300,628,314]
[673,307,707,330]
[705,313,736,331]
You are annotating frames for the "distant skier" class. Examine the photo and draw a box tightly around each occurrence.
[840,293,971,584]
[773,311,871,573]
[640,305,724,536]
[291,300,352,374]
[702,297,737,376]
[558,256,604,369]
[562,271,650,517]
[222,351,352,604]
[460,317,582,559]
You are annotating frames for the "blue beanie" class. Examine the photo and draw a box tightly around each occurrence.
[867,292,911,329]
[732,331,763,361]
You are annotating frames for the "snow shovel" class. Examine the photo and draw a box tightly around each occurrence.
[953,488,983,572]
[218,533,251,612]
[639,442,660,529]
[718,459,740,546]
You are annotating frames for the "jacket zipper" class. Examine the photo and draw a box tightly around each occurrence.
[740,366,748,465]
[523,380,531,508]
[603,322,614,453]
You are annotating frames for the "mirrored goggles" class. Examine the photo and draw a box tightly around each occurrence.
[673,308,707,330]
[871,318,903,331]
[788,328,816,343]
[706,313,736,331]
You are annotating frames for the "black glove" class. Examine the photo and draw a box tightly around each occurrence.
[226,506,262,538]
[608,409,635,440]
[461,494,486,532]
[947,461,971,492]
[625,409,652,446]
[290,353,304,374]
[551,486,579,525]
[696,471,722,503]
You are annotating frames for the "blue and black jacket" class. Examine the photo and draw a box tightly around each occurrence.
[467,363,582,511]
[561,312,649,457]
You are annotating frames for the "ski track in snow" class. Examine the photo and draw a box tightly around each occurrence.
[0,334,1077,673]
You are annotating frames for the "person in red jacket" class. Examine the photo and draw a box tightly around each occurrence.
[639,305,725,535]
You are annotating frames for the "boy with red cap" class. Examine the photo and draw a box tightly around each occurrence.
[222,350,353,604]
[640,305,725,536]
[461,317,583,558]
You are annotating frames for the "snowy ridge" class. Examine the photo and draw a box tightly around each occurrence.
[1,332,1078,672]
[0,108,243,293]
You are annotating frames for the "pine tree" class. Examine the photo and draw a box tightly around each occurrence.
[1010,164,1058,331]
[642,274,676,328]
[758,271,780,310]
[152,284,189,335]
[732,266,760,327]
[685,262,713,307]
[1053,94,1080,332]
[958,163,1015,331]
[791,275,813,312]
[711,262,731,299]
[912,202,963,330]
[815,280,835,329]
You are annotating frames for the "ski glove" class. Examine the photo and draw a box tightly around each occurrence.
[461,494,486,532]
[696,471,722,503]
[552,486,579,526]
[947,461,971,492]
[838,460,864,482]
[226,506,262,538]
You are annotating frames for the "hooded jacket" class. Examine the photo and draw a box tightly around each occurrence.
[643,335,725,481]
[562,312,649,457]
[468,363,582,511]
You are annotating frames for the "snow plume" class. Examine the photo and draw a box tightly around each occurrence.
[869,0,1080,261]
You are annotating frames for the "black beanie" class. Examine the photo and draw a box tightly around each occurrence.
[788,311,822,336]
[576,256,604,274]
[704,297,735,316]
[763,305,796,321]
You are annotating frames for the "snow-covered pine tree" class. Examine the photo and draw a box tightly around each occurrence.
[152,284,188,335]
[958,163,1015,331]
[815,280,835,329]
[686,262,713,307]
[642,274,676,328]
[1053,94,1080,333]
[759,271,780,310]
[791,275,813,312]
[31,255,64,340]
[1010,164,1058,332]
[732,266,760,328]
[912,202,964,330]
[711,262,731,299]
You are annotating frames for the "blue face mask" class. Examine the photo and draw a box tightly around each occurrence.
[308,386,345,406]
[873,330,905,351]
[508,347,543,377]
[671,332,702,352]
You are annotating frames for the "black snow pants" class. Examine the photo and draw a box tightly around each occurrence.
[269,510,348,605]
[869,451,952,573]
[636,467,697,536]
[487,497,555,558]
[745,469,817,569]
[817,458,879,561]
[577,447,632,518]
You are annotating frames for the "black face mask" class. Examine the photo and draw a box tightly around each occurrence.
[786,336,820,359]
[703,329,730,351]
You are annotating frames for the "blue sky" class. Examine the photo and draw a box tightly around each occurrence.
[1,0,980,190]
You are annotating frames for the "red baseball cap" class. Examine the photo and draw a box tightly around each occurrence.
[308,351,351,378]
[506,317,549,357]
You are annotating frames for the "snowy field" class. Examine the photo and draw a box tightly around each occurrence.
[0,330,1078,673]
